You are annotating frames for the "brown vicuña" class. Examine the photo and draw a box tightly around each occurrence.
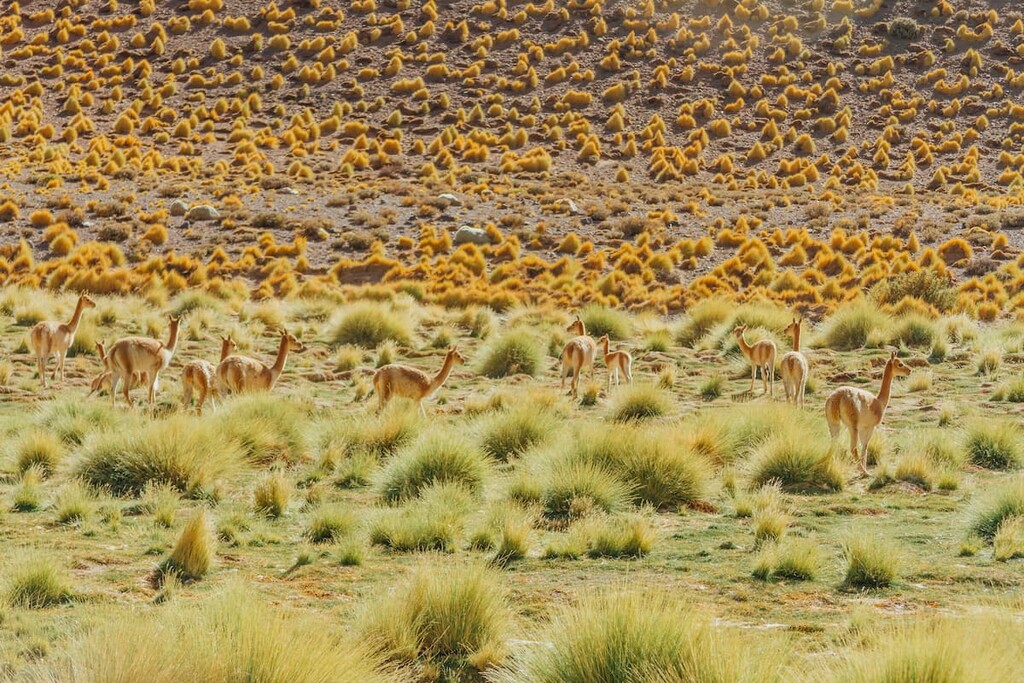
[560,314,596,399]
[107,315,181,406]
[597,334,633,387]
[734,324,776,396]
[373,345,465,416]
[779,318,809,408]
[182,336,236,414]
[87,340,148,398]
[216,330,304,395]
[825,350,911,475]
[30,293,95,388]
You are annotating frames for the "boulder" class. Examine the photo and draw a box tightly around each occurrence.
[186,205,220,221]
[453,225,490,245]
[169,199,189,216]
[437,193,461,205]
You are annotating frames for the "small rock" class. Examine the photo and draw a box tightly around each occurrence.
[560,198,582,215]
[452,225,490,245]
[437,193,461,205]
[169,199,189,216]
[186,205,220,221]
[280,187,299,195]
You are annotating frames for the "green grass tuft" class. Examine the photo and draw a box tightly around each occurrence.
[158,508,215,582]
[376,431,490,503]
[478,330,543,378]
[331,302,413,348]
[608,383,671,422]
[5,557,75,609]
[843,536,900,589]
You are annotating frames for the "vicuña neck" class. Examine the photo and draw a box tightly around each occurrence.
[429,351,457,393]
[270,335,291,380]
[736,333,752,356]
[219,340,233,362]
[874,360,896,412]
[67,298,88,333]
[792,326,801,353]
[165,321,180,355]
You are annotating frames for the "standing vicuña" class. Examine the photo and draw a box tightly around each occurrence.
[182,336,236,414]
[734,324,776,396]
[216,330,304,395]
[373,345,465,416]
[779,318,808,407]
[30,293,96,388]
[825,350,911,475]
[597,334,633,387]
[560,314,596,399]
[107,315,181,406]
[88,341,150,398]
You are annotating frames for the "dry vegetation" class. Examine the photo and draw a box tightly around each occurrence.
[2,0,1024,679]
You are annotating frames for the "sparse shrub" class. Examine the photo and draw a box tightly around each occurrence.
[478,330,543,378]
[331,303,413,348]
[304,504,358,544]
[906,370,932,392]
[513,459,630,522]
[5,557,75,608]
[677,298,733,347]
[580,304,631,340]
[359,561,509,671]
[158,508,215,582]
[376,431,490,503]
[490,505,534,566]
[890,314,935,348]
[253,471,292,518]
[968,475,1024,540]
[334,345,364,372]
[887,16,921,39]
[217,395,310,466]
[872,269,955,311]
[38,398,121,446]
[608,383,671,422]
[140,482,180,528]
[658,365,675,389]
[752,538,821,581]
[893,454,936,490]
[843,537,900,588]
[490,591,783,683]
[752,506,790,547]
[15,431,64,477]
[478,404,556,461]
[328,410,421,460]
[964,420,1023,470]
[976,347,1001,375]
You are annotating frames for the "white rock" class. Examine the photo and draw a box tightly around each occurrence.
[169,199,189,216]
[280,187,299,195]
[437,193,461,205]
[452,225,490,245]
[186,205,220,221]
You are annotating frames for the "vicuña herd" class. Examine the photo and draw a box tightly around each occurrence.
[22,297,918,475]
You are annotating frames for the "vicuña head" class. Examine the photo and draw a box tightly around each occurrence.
[732,323,747,338]
[281,330,306,354]
[784,318,802,337]
[566,314,585,336]
[886,349,911,377]
[447,344,466,366]
[220,335,238,357]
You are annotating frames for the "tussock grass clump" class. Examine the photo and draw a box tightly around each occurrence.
[253,471,292,518]
[490,591,784,683]
[964,420,1023,470]
[843,536,900,588]
[359,562,509,671]
[585,513,657,558]
[15,430,64,477]
[158,508,215,583]
[699,374,724,401]
[676,298,732,347]
[478,404,557,461]
[478,330,543,378]
[54,480,94,525]
[77,417,243,497]
[140,482,180,528]
[580,304,632,340]
[327,409,421,460]
[752,538,822,581]
[37,398,121,446]
[12,465,44,512]
[608,383,672,422]
[900,428,967,470]
[752,505,790,547]
[5,556,75,609]
[376,431,490,503]
[992,376,1024,402]
[968,476,1024,540]
[30,583,396,682]
[369,483,471,552]
[817,300,890,350]
[304,504,358,544]
[993,515,1024,561]
[892,454,936,490]
[331,302,413,348]
[218,395,310,465]
[491,508,533,567]
[826,616,1024,683]
[748,428,845,492]
[976,347,1001,376]
[513,460,630,522]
